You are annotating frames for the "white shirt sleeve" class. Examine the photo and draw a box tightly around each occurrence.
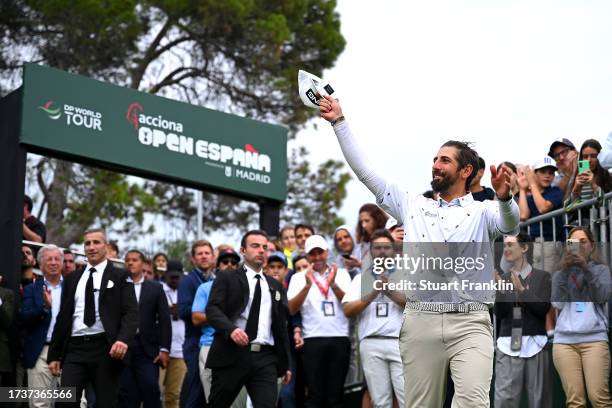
[342,274,362,303]
[333,121,388,200]
[484,197,520,238]
[598,131,612,169]
[287,272,306,300]
[335,268,352,296]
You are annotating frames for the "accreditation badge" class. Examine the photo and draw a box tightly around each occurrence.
[322,301,335,317]
[376,302,389,318]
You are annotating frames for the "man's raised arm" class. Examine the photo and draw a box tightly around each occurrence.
[319,95,387,199]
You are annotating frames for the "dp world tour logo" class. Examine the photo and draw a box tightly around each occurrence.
[39,100,62,120]
[126,102,144,130]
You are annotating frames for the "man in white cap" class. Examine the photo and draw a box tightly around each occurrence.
[318,95,519,408]
[287,235,352,408]
[517,157,564,270]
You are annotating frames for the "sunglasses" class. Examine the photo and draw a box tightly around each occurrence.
[221,259,239,266]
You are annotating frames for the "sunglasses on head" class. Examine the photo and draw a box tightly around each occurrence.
[221,259,239,266]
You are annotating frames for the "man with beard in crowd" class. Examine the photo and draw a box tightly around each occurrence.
[178,240,215,408]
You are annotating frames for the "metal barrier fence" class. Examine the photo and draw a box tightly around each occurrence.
[519,191,612,268]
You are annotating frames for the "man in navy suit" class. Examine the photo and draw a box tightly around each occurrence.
[21,244,64,407]
[48,228,138,408]
[119,249,172,408]
[206,230,291,408]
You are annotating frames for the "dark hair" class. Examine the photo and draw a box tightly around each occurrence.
[24,195,33,213]
[279,225,295,238]
[84,228,107,243]
[292,253,308,266]
[153,253,168,263]
[356,203,389,244]
[580,139,612,193]
[191,240,213,257]
[423,190,435,199]
[496,161,517,174]
[477,157,485,172]
[240,230,270,249]
[295,223,315,235]
[441,140,480,191]
[369,228,394,244]
[126,249,146,262]
[514,232,534,265]
[108,240,119,253]
[62,248,74,256]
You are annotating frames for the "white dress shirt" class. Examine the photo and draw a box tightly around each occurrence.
[163,283,185,358]
[127,275,144,303]
[287,267,352,339]
[234,265,274,346]
[333,121,521,304]
[72,260,106,336]
[45,277,63,342]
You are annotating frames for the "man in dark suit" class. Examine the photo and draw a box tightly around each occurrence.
[206,229,291,408]
[48,228,138,408]
[119,249,171,408]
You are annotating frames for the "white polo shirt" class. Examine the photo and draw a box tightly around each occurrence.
[287,267,351,339]
[342,272,403,341]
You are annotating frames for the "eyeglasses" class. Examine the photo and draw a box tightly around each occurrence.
[553,148,570,160]
[221,259,239,266]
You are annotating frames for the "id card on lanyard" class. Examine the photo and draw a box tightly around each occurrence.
[322,301,335,316]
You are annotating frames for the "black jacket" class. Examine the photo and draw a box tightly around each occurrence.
[494,267,551,337]
[48,263,138,363]
[205,266,290,376]
[133,279,172,359]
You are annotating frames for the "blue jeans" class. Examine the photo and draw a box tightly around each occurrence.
[180,339,205,408]
[278,351,297,407]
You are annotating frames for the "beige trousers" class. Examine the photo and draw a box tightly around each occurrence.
[27,345,59,408]
[159,357,187,408]
[399,310,494,408]
[552,341,611,408]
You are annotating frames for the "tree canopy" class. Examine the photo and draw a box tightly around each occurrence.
[2,0,350,248]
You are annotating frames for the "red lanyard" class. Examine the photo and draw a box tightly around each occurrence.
[313,270,330,300]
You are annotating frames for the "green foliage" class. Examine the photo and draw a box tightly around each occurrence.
[5,0,349,246]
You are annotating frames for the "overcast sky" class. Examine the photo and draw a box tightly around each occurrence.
[295,0,612,232]
[29,1,612,253]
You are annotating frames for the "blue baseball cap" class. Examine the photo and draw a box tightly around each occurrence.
[267,251,288,267]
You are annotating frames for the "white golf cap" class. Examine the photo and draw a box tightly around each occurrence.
[305,235,329,254]
[298,69,336,109]
[533,156,558,171]
[385,216,398,230]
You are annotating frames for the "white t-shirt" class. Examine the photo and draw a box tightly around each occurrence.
[163,283,185,358]
[287,267,351,339]
[343,272,403,341]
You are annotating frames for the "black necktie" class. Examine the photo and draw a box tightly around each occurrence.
[245,275,261,341]
[84,268,96,327]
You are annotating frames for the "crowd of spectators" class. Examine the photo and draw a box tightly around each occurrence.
[0,133,611,408]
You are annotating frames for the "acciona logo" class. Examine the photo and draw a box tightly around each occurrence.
[126,102,273,184]
[38,100,103,131]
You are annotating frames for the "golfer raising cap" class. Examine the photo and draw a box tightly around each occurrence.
[318,95,520,407]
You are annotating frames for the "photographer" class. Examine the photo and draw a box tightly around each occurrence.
[493,233,551,408]
[551,226,611,407]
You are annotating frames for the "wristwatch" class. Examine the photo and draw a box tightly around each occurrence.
[330,116,345,126]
